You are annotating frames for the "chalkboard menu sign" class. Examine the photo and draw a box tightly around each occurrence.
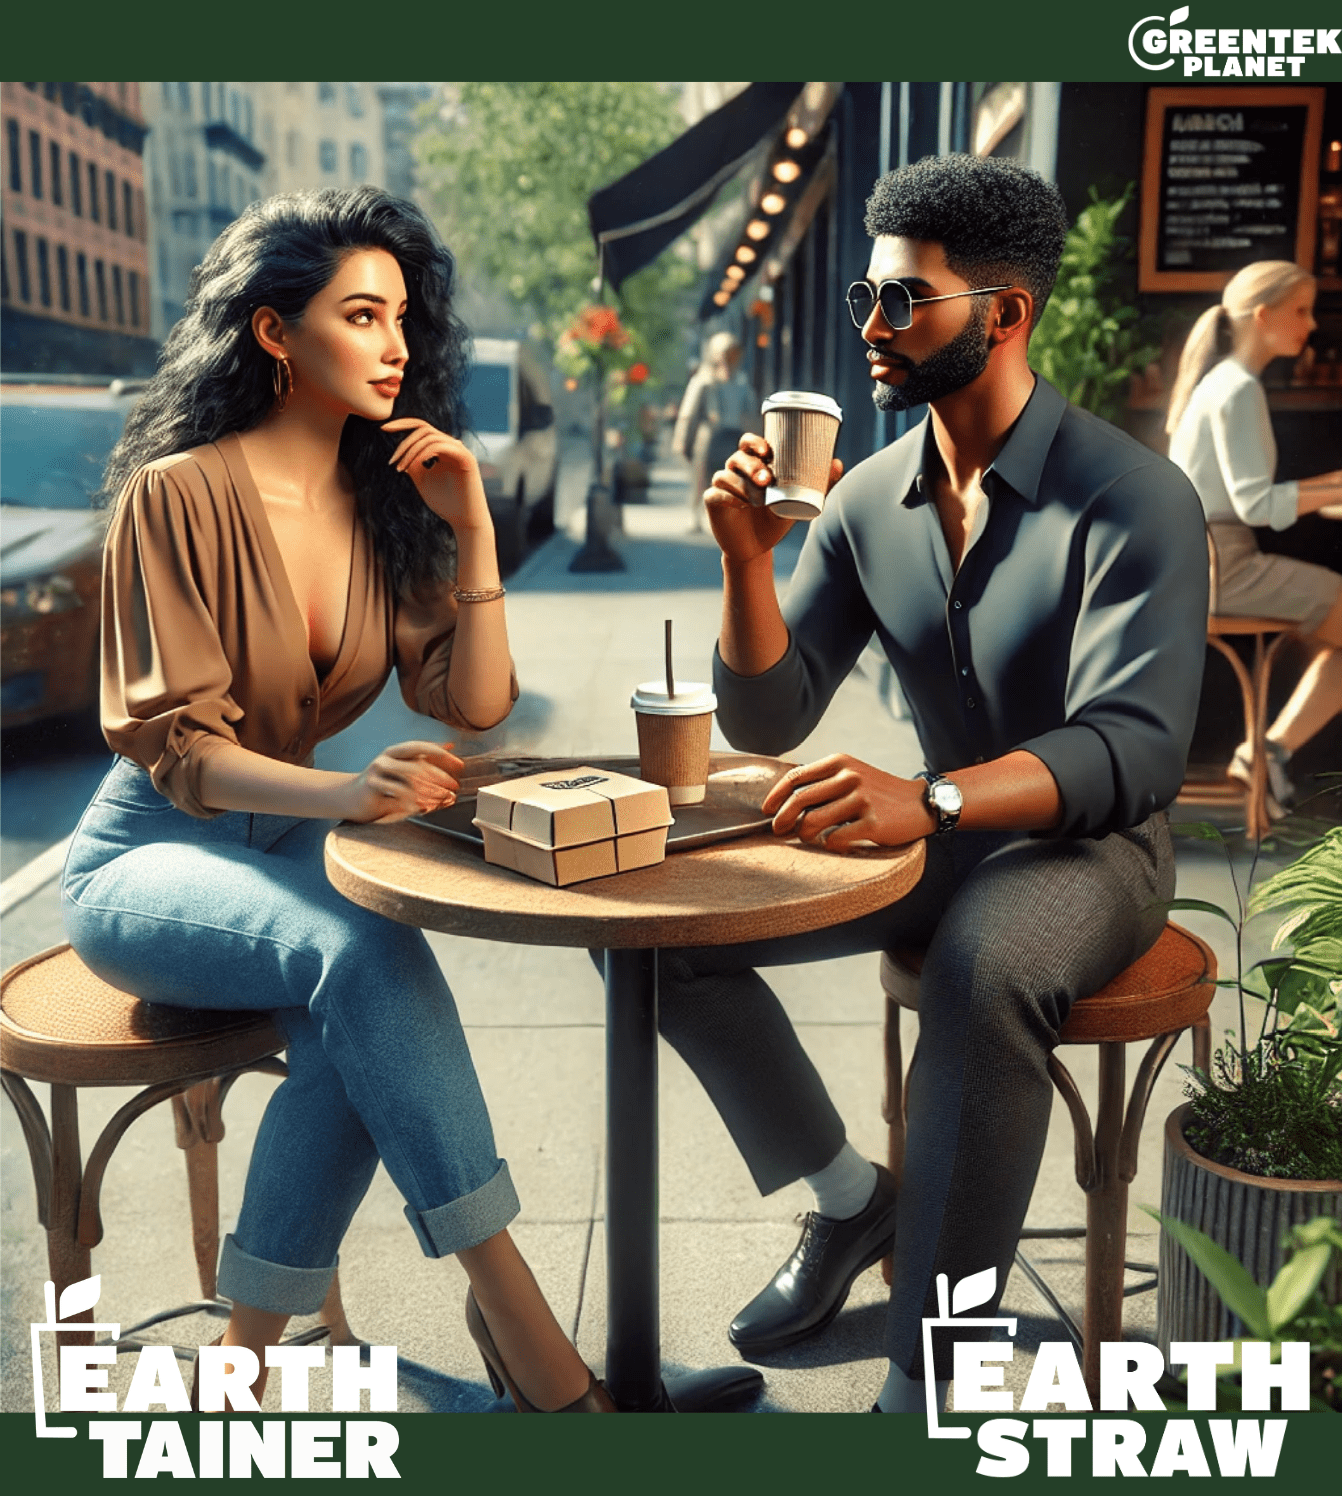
[1140,87,1323,292]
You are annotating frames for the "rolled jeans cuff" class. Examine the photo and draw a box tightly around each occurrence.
[217,1234,336,1316]
[404,1158,520,1259]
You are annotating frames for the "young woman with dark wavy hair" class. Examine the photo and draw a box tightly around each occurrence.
[64,187,613,1412]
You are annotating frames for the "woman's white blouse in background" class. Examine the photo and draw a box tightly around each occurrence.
[1167,356,1299,531]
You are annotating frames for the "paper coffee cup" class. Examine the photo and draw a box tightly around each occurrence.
[631,681,717,805]
[761,391,843,520]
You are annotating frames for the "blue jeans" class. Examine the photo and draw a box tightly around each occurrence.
[61,757,519,1315]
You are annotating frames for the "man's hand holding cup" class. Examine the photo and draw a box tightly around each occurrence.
[704,433,844,564]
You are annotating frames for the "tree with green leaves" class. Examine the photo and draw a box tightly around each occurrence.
[416,83,697,382]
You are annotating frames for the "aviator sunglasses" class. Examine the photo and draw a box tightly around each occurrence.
[845,278,1012,331]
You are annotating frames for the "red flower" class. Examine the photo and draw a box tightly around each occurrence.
[627,362,649,384]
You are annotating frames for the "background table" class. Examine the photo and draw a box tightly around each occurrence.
[326,753,925,1410]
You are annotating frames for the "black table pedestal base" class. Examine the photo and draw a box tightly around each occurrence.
[604,949,768,1414]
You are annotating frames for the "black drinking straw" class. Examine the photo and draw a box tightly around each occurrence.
[664,618,675,699]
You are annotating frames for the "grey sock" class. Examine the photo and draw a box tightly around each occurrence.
[803,1142,878,1221]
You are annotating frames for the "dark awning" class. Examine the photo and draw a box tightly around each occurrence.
[587,83,805,290]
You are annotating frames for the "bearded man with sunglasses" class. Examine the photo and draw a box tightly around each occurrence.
[652,154,1209,1411]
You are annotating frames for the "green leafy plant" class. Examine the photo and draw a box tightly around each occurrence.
[1028,183,1160,422]
[1143,1210,1342,1410]
[1167,810,1342,1181]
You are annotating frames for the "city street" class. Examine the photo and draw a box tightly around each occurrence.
[1,435,1276,1415]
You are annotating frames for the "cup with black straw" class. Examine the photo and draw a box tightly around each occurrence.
[630,619,717,805]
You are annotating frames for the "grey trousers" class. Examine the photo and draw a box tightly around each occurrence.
[653,814,1174,1379]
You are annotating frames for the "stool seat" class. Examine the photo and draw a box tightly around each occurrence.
[2,943,288,1356]
[1207,614,1297,636]
[880,923,1215,1043]
[2,945,284,1087]
[877,920,1216,1399]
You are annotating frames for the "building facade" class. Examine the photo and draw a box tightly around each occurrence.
[1,81,156,374]
[141,82,390,340]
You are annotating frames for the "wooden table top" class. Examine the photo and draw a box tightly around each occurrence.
[325,753,926,951]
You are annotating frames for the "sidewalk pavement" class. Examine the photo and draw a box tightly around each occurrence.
[1,442,1279,1415]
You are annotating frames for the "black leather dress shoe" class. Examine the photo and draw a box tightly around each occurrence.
[728,1163,898,1357]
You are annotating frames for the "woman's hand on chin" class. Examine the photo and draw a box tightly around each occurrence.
[339,739,464,823]
[382,418,494,534]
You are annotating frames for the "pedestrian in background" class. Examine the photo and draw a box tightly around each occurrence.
[672,331,757,532]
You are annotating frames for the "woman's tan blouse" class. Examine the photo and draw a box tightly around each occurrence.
[102,433,516,818]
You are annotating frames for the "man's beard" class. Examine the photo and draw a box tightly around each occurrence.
[871,304,991,412]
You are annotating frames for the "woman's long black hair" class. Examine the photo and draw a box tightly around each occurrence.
[100,187,469,593]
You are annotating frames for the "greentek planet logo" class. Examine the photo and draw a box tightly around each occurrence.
[1129,7,1341,75]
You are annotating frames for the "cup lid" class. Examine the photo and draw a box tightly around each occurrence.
[631,681,717,715]
[761,390,843,423]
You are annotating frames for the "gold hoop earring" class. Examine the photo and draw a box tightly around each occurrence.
[272,355,292,412]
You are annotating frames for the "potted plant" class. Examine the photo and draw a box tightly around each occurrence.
[1156,817,1342,1358]
[1146,1210,1341,1410]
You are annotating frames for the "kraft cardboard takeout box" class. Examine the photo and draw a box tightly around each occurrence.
[474,767,674,886]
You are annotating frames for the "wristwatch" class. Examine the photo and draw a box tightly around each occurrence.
[914,771,963,835]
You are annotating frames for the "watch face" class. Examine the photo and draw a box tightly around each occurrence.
[932,781,963,814]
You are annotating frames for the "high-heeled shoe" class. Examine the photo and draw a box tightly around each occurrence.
[464,1287,616,1412]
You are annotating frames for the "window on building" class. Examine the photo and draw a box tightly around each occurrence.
[207,158,217,205]
[7,119,22,191]
[123,181,134,236]
[286,129,300,169]
[184,153,197,198]
[200,83,211,117]
[105,170,118,230]
[43,83,58,101]
[69,151,81,214]
[49,141,62,206]
[319,139,337,174]
[161,81,172,107]
[2,242,9,303]
[36,237,51,306]
[319,82,337,105]
[88,162,99,221]
[94,259,107,320]
[76,251,89,316]
[169,150,181,197]
[129,269,140,327]
[244,96,253,140]
[350,142,368,181]
[28,130,42,198]
[57,243,70,310]
[14,231,31,302]
[178,82,191,113]
[346,84,364,118]
[112,265,124,324]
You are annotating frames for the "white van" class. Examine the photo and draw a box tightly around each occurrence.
[463,338,558,573]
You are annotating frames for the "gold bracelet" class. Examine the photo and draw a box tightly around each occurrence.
[453,584,506,604]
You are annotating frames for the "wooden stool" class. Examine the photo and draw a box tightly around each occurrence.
[879,922,1215,1399]
[1,942,353,1355]
[1179,533,1297,841]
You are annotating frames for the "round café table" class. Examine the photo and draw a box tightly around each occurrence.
[325,753,925,1411]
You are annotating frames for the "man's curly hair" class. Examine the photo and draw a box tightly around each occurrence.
[864,154,1069,326]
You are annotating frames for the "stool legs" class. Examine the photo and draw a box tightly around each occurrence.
[173,1081,224,1300]
[49,1083,95,1352]
[1083,1043,1127,1399]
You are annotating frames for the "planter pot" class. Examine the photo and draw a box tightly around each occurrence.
[1157,1103,1341,1355]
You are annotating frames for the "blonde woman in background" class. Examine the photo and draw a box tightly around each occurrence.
[1166,260,1342,814]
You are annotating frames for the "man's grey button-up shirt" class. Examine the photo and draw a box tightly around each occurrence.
[713,376,1209,839]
